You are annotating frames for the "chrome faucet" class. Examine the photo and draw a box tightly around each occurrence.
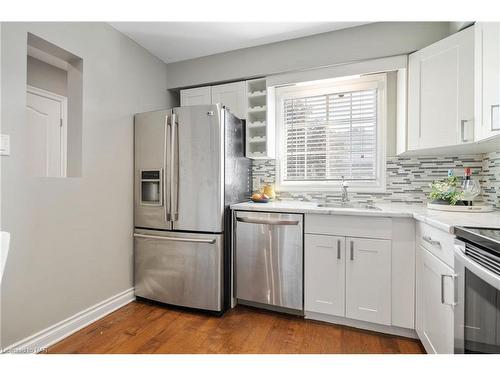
[340,176,349,203]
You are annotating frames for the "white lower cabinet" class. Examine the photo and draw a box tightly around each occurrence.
[416,244,455,354]
[345,237,392,325]
[305,234,392,326]
[305,234,345,316]
[304,215,415,337]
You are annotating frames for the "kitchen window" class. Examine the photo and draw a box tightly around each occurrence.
[275,74,387,192]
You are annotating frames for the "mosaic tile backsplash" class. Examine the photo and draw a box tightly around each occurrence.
[481,151,500,208]
[252,152,500,208]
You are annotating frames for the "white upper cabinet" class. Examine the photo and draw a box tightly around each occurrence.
[211,81,247,120]
[180,82,247,120]
[345,237,392,325]
[408,26,474,151]
[305,234,346,317]
[475,22,500,141]
[180,86,212,106]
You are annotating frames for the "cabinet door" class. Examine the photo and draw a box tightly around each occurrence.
[304,234,345,316]
[211,81,247,120]
[345,237,391,325]
[416,245,455,354]
[408,26,474,150]
[180,86,212,106]
[475,22,500,141]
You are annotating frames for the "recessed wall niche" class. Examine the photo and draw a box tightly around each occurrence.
[26,33,83,177]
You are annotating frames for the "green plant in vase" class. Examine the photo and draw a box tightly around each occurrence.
[429,175,464,205]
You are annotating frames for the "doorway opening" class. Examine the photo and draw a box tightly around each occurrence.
[26,33,83,177]
[26,85,67,177]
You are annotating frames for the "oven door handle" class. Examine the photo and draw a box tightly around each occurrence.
[454,247,500,290]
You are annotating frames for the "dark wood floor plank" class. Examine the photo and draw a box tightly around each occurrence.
[302,320,343,354]
[48,302,153,354]
[46,301,425,354]
[237,310,278,353]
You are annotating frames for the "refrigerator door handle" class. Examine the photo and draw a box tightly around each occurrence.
[133,233,216,244]
[164,113,171,222]
[171,112,179,221]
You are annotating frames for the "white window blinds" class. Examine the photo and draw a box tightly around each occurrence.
[283,88,378,182]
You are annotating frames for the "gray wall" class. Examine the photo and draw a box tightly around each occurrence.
[0,22,170,347]
[166,22,452,89]
[27,55,68,96]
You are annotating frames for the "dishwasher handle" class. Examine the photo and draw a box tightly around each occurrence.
[236,216,300,226]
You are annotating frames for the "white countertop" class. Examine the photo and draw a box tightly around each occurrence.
[230,201,500,234]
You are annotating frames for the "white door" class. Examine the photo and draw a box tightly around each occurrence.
[345,237,391,325]
[26,86,67,177]
[211,81,247,119]
[180,86,212,106]
[416,245,455,354]
[408,26,474,150]
[304,234,345,316]
[475,22,500,141]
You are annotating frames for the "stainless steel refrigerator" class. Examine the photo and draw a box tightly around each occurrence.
[133,104,251,314]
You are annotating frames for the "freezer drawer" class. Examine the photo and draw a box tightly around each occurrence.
[234,211,303,311]
[134,229,223,312]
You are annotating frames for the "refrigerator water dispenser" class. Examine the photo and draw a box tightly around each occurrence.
[140,169,163,206]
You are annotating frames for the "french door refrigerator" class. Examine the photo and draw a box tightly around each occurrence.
[134,104,250,314]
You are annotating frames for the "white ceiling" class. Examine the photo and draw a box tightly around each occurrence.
[110,22,368,64]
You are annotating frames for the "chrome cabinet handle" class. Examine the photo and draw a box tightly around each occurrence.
[164,114,171,222]
[315,299,333,305]
[422,235,441,248]
[134,233,215,244]
[460,119,473,142]
[491,104,499,132]
[441,274,457,306]
[350,241,354,261]
[337,239,341,260]
[171,113,179,221]
[236,217,299,226]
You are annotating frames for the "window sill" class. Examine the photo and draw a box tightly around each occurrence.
[276,184,387,194]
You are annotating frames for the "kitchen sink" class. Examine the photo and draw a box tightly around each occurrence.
[316,202,382,211]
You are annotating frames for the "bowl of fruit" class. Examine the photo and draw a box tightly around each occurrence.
[251,193,270,203]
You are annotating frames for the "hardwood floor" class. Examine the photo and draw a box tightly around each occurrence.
[46,300,425,354]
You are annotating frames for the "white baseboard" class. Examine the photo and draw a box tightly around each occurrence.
[305,311,418,339]
[2,288,135,354]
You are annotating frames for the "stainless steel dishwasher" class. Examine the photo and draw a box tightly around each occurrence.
[234,211,303,314]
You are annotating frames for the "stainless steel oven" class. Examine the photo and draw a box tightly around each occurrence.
[454,227,500,354]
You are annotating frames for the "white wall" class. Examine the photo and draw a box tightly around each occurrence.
[27,56,68,96]
[0,22,170,348]
[166,22,452,89]
[0,20,3,347]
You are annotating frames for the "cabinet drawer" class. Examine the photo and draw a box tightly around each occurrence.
[305,214,392,239]
[416,222,455,268]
